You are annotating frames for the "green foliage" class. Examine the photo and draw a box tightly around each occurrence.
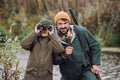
[0,26,6,43]
[0,36,22,80]
[19,27,30,40]
[105,33,119,47]
[95,35,105,47]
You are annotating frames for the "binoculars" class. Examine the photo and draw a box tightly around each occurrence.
[37,24,53,31]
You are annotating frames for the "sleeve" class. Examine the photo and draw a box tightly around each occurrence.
[49,34,64,54]
[53,53,63,65]
[84,28,101,65]
[20,30,39,50]
[53,53,67,65]
[49,34,67,65]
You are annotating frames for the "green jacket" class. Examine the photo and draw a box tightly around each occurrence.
[21,31,64,80]
[54,25,101,80]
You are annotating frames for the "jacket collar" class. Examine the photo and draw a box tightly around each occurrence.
[55,25,75,45]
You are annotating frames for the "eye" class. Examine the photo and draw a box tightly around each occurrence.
[58,23,62,25]
[64,21,68,24]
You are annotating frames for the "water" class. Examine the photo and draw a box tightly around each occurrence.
[101,53,120,80]
[0,50,120,80]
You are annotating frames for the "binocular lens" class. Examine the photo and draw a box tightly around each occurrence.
[37,24,52,31]
[37,24,44,30]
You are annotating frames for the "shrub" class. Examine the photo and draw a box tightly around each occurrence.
[0,36,22,80]
[95,35,105,47]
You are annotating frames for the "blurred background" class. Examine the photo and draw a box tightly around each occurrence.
[0,0,120,80]
[0,0,120,46]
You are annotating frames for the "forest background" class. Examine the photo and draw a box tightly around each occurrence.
[0,0,120,47]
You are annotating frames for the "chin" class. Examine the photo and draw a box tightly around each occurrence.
[60,30,67,34]
[41,34,48,37]
[60,32,67,35]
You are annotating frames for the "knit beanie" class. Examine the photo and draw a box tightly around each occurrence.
[54,11,71,24]
[40,18,52,26]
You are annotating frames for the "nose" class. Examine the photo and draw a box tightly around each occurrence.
[60,24,66,28]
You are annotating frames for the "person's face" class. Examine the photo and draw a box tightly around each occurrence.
[56,19,70,35]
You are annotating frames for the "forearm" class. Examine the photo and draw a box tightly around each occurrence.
[21,30,39,50]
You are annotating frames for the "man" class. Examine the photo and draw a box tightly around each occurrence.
[21,19,64,80]
[53,11,101,80]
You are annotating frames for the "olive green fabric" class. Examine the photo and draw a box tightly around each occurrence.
[39,19,52,26]
[21,30,64,80]
[54,25,101,80]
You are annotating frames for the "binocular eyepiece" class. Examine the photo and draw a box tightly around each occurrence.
[37,24,53,31]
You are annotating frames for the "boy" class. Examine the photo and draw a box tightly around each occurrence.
[21,19,64,80]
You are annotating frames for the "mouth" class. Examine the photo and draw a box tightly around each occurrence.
[60,27,68,31]
[59,28,69,34]
[60,28,67,32]
[60,28,67,31]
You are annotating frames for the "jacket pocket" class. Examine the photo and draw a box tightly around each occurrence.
[47,69,53,75]
[26,68,38,77]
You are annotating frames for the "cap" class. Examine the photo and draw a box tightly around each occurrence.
[54,11,71,24]
[40,19,52,26]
